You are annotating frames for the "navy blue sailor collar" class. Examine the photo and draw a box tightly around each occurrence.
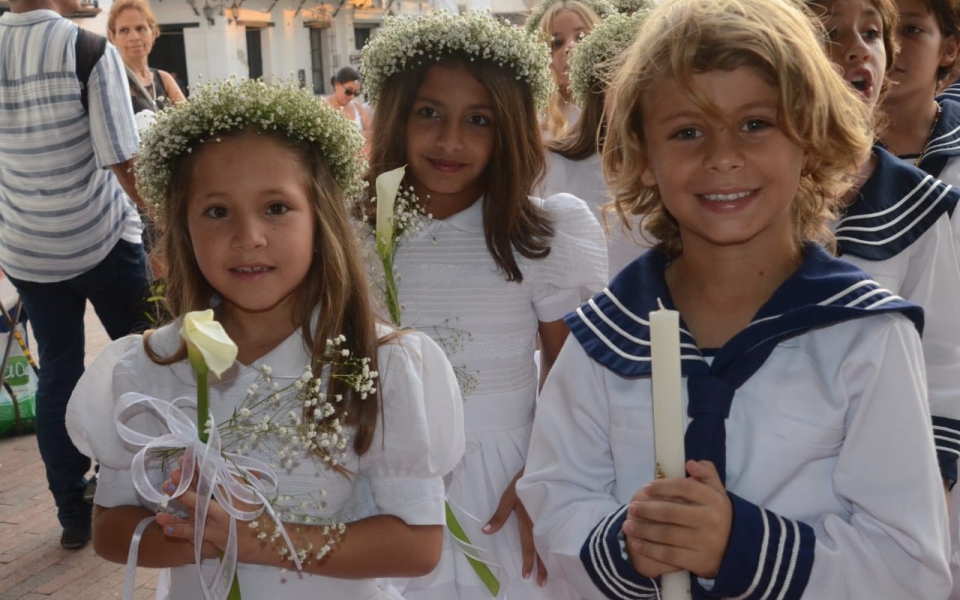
[566,243,923,379]
[836,146,959,261]
[918,99,960,176]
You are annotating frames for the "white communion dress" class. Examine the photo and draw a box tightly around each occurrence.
[393,194,607,600]
[66,321,465,600]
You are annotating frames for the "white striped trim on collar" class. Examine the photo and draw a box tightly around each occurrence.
[577,280,899,363]
[836,185,952,246]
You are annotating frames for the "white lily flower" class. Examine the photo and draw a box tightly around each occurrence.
[375,165,407,258]
[180,309,238,378]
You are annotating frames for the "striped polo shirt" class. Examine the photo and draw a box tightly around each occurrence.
[0,10,141,283]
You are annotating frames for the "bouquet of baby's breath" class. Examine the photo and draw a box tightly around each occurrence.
[161,314,378,595]
[220,335,376,471]
[214,335,377,566]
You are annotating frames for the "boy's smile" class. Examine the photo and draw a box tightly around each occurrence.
[639,66,806,254]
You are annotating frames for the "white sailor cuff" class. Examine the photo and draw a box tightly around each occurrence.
[579,505,662,600]
[933,416,960,488]
[702,493,815,600]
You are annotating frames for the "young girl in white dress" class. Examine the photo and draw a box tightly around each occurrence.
[526,0,612,140]
[65,79,465,600]
[360,11,607,600]
[539,11,650,278]
[518,0,951,597]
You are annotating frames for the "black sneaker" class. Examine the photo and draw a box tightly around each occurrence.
[60,526,91,550]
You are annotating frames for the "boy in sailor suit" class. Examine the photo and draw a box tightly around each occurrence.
[517,0,952,598]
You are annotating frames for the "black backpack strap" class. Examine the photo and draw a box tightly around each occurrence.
[74,27,107,112]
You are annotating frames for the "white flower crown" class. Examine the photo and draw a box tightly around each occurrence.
[523,0,616,35]
[135,77,367,212]
[360,11,555,110]
[569,11,648,105]
[610,0,655,15]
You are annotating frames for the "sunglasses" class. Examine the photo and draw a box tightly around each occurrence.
[344,88,361,97]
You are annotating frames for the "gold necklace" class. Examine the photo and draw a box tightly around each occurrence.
[877,102,942,167]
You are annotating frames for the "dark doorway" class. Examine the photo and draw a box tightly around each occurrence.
[155,25,191,95]
[309,27,325,95]
[246,29,263,79]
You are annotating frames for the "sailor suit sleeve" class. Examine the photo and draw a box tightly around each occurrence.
[518,337,654,600]
[898,215,960,484]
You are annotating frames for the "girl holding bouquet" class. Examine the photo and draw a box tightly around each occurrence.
[360,10,607,600]
[65,78,465,599]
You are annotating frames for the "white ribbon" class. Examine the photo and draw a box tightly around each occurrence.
[115,392,304,600]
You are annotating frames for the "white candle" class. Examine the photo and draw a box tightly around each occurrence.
[649,306,692,600]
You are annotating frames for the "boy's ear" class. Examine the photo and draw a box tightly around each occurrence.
[940,34,960,69]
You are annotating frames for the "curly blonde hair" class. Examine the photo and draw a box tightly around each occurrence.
[603,0,874,258]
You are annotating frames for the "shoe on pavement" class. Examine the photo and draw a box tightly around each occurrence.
[60,526,91,550]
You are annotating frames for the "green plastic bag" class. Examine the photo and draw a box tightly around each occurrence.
[0,332,37,436]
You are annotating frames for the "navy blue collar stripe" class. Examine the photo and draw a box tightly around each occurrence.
[929,123,960,146]
[599,287,699,341]
[924,141,960,158]
[837,185,951,246]
[837,147,959,260]
[839,174,935,223]
[574,304,706,364]
[817,279,878,305]
[566,244,923,378]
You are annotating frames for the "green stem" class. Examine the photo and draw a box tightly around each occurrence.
[188,344,242,599]
[445,502,500,597]
[227,572,242,599]
[197,368,209,443]
[380,251,402,327]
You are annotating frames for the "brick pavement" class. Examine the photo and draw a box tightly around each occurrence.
[0,304,159,600]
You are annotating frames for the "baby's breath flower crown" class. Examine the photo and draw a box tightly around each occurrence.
[360,11,555,110]
[610,0,655,14]
[569,10,648,105]
[135,77,367,212]
[523,0,616,35]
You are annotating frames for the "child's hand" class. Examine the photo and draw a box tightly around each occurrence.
[483,469,548,586]
[622,460,732,579]
[154,467,220,559]
[155,466,257,558]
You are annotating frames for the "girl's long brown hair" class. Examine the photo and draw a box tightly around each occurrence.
[147,129,382,456]
[366,56,554,283]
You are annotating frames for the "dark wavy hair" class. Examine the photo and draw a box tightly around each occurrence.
[365,55,554,283]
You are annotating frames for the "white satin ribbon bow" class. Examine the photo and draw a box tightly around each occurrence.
[115,392,303,600]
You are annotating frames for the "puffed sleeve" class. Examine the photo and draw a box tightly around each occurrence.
[67,325,182,510]
[531,194,608,321]
[359,330,465,526]
[66,334,145,469]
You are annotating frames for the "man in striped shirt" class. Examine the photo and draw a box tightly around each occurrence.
[0,0,150,550]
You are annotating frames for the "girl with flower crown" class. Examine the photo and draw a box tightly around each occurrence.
[64,78,465,600]
[526,0,613,139]
[539,10,650,279]
[360,11,607,600]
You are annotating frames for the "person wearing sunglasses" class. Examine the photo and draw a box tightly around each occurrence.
[326,67,371,155]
